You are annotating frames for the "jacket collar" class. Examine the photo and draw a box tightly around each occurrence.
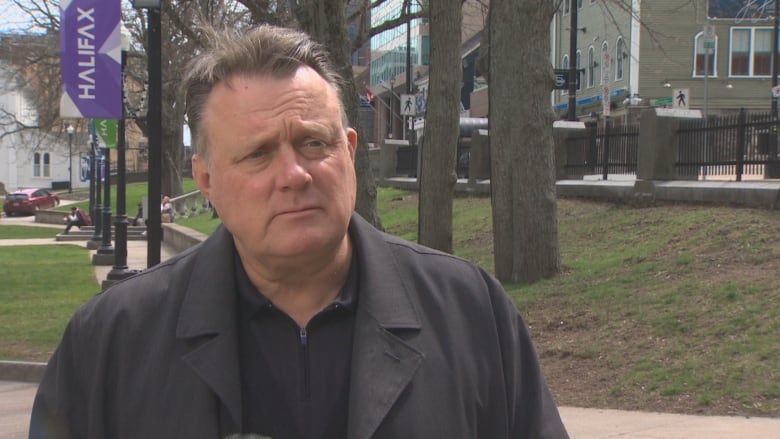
[175,215,425,438]
[176,226,243,433]
[347,214,424,439]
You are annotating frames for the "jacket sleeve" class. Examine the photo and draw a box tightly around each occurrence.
[482,270,570,439]
[29,305,106,439]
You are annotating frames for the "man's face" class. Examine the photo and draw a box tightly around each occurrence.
[193,66,357,265]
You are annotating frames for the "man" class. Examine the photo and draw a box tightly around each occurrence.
[30,25,568,438]
[62,206,90,234]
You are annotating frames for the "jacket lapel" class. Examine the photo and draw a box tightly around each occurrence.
[176,226,243,432]
[347,215,424,439]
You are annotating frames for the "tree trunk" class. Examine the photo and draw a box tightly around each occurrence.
[417,0,462,253]
[486,0,560,283]
[295,0,382,229]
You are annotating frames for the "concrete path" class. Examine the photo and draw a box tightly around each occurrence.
[2,214,779,438]
[2,380,779,438]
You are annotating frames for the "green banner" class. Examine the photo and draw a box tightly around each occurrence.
[94,118,118,148]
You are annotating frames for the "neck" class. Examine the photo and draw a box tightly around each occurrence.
[238,237,352,327]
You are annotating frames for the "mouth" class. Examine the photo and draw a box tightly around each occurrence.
[275,206,320,218]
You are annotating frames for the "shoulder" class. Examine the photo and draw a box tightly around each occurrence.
[70,246,199,336]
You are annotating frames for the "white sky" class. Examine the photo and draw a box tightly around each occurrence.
[0,0,43,33]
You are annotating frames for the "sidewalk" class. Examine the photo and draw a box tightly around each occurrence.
[1,222,780,438]
[2,379,778,438]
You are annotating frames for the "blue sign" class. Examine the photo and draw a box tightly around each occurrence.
[80,156,91,182]
[59,0,122,118]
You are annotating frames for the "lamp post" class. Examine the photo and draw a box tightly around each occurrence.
[389,77,396,139]
[133,0,162,267]
[106,25,139,285]
[66,124,75,193]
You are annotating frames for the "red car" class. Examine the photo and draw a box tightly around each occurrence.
[3,188,60,216]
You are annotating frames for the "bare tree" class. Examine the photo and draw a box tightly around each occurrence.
[417,0,462,252]
[287,0,383,228]
[482,0,561,283]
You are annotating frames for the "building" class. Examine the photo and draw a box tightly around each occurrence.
[0,32,146,193]
[0,33,84,192]
[551,0,779,122]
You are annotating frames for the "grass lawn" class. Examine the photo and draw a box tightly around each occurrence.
[0,226,61,239]
[0,245,98,361]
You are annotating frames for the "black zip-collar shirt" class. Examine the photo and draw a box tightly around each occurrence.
[235,249,358,439]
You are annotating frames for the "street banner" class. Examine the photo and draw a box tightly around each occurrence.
[94,118,118,148]
[60,0,123,119]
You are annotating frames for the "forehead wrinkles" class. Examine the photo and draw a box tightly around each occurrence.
[215,73,335,123]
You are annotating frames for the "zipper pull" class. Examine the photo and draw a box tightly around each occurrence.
[299,327,308,345]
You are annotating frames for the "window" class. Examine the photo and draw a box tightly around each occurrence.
[577,0,583,8]
[587,46,595,88]
[563,0,569,15]
[576,50,582,90]
[693,32,717,77]
[615,38,625,81]
[43,153,50,177]
[562,55,569,94]
[33,153,40,177]
[600,41,609,85]
[730,27,772,77]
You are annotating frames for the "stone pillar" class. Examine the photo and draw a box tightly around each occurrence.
[552,120,588,180]
[469,129,490,186]
[379,139,410,182]
[637,108,700,181]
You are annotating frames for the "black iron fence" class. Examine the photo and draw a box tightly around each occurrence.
[563,121,639,179]
[676,110,780,181]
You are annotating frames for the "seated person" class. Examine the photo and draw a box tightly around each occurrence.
[63,207,90,234]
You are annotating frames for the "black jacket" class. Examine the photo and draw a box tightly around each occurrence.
[30,214,569,438]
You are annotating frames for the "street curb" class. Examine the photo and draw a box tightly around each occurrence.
[0,360,46,383]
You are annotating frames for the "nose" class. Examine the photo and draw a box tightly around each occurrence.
[274,144,312,190]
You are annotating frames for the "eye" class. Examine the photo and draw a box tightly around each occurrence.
[302,139,326,149]
[245,148,269,160]
[299,139,331,159]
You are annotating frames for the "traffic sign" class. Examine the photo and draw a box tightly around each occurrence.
[400,94,416,116]
[673,88,690,110]
[553,69,581,90]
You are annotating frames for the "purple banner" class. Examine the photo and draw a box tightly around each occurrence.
[60,0,122,118]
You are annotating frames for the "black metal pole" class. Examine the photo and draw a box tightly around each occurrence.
[146,6,162,268]
[771,0,779,164]
[567,0,578,121]
[773,0,779,119]
[405,0,412,142]
[88,144,95,223]
[97,145,114,256]
[602,118,610,181]
[89,128,103,247]
[108,45,132,281]
[68,132,73,193]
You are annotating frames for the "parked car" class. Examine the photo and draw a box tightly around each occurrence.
[3,188,60,216]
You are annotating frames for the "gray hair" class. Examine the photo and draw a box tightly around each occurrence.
[181,25,347,158]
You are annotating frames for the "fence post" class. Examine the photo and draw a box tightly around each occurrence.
[587,121,598,174]
[602,118,610,180]
[736,108,747,182]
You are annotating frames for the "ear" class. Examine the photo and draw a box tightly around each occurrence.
[346,128,357,162]
[191,154,212,199]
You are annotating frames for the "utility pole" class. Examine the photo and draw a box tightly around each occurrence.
[567,0,578,121]
[773,0,779,120]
